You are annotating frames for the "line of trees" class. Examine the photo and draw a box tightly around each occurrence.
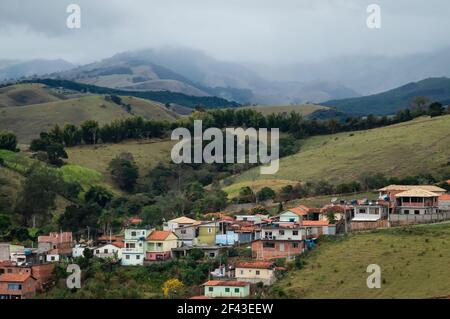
[29,102,449,151]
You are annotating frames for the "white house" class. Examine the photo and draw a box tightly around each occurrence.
[261,224,304,241]
[121,229,152,266]
[353,202,389,222]
[94,243,123,260]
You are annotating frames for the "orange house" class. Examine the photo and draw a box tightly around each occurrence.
[0,273,37,299]
[251,239,304,260]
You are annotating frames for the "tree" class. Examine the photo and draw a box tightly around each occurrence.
[85,186,113,208]
[108,153,139,192]
[81,120,99,144]
[327,211,336,224]
[0,214,11,236]
[15,164,62,227]
[83,247,94,259]
[62,124,82,147]
[59,204,101,232]
[277,185,293,202]
[141,205,163,227]
[411,96,430,109]
[238,186,256,203]
[46,143,68,166]
[256,187,276,201]
[0,131,17,151]
[162,278,185,299]
[428,102,444,117]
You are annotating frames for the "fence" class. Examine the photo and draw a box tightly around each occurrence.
[389,211,450,226]
[350,220,389,231]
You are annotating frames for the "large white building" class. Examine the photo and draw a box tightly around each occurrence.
[121,229,151,266]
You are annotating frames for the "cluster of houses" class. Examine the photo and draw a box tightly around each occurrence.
[1,183,449,299]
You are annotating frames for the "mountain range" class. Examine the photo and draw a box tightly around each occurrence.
[323,77,450,116]
[2,47,450,114]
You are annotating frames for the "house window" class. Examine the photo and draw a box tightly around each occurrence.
[256,270,260,275]
[225,288,230,292]
[104,249,108,254]
[96,250,100,254]
[7,283,21,290]
[293,243,299,248]
[208,287,213,292]
[404,210,410,215]
[263,242,275,248]
[157,243,163,247]
[126,255,130,260]
[208,228,212,233]
[279,230,285,236]
[414,210,420,215]
[289,218,295,222]
[293,231,298,236]
[136,255,140,259]
[234,288,240,293]
[131,231,136,237]
[51,256,55,261]
[181,229,186,234]
[240,270,244,275]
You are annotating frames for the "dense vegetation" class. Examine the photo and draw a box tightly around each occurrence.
[23,79,240,109]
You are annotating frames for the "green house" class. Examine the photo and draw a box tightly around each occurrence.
[196,222,221,246]
[203,280,250,298]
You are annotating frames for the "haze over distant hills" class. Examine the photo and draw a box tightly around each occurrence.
[0,59,74,81]
[250,47,450,96]
[2,46,450,110]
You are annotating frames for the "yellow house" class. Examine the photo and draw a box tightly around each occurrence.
[146,230,178,261]
[196,221,221,246]
[235,261,277,285]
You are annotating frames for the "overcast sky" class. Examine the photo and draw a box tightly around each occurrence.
[1,0,450,65]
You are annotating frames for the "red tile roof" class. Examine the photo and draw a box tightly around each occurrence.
[0,273,32,282]
[111,241,124,248]
[203,280,250,287]
[98,235,124,242]
[288,205,321,216]
[125,217,143,225]
[301,220,330,227]
[235,261,274,269]
[147,230,173,241]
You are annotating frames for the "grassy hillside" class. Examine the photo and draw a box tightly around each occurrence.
[0,83,62,107]
[227,115,450,188]
[0,149,111,193]
[239,104,328,116]
[0,95,177,143]
[66,139,175,178]
[274,222,450,298]
[324,77,450,116]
